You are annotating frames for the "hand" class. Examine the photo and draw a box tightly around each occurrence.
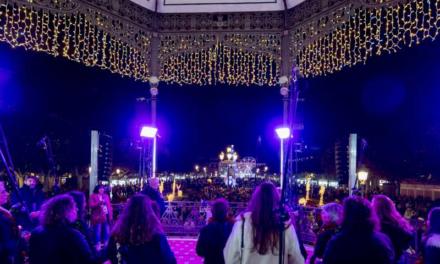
[22,231,31,242]
[29,211,40,219]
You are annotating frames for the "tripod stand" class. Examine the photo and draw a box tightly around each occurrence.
[277,66,301,264]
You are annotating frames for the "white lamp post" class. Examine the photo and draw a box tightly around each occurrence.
[140,126,158,179]
[275,127,291,188]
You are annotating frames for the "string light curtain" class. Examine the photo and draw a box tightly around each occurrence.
[160,34,281,86]
[1,0,439,84]
[292,0,440,78]
[0,3,150,81]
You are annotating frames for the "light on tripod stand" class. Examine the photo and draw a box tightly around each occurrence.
[139,126,158,182]
[276,127,290,140]
[140,126,157,138]
[276,127,291,188]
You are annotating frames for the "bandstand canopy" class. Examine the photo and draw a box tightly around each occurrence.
[0,0,438,86]
[130,0,305,13]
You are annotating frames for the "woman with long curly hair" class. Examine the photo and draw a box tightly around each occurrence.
[106,194,176,264]
[323,196,395,264]
[223,182,304,264]
[29,194,95,264]
[372,195,413,263]
[68,191,96,255]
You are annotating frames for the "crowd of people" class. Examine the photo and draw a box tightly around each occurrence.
[110,177,440,222]
[1,175,440,263]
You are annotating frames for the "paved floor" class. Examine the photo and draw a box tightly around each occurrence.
[169,237,314,264]
[169,238,203,264]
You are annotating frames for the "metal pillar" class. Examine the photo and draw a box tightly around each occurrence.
[90,130,99,196]
[280,138,285,188]
[348,133,358,196]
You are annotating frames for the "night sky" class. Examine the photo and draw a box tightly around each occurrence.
[0,39,440,180]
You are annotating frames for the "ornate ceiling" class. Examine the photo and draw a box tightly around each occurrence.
[0,0,438,86]
[129,0,304,13]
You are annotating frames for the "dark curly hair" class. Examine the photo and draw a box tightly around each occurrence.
[68,191,86,221]
[39,194,76,227]
[342,196,379,233]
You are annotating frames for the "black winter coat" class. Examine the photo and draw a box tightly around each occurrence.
[0,208,19,264]
[380,222,412,262]
[29,224,95,264]
[323,230,395,264]
[196,221,234,264]
[310,224,340,264]
[107,233,177,264]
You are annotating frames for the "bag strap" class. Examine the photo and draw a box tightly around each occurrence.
[116,242,122,264]
[240,214,245,264]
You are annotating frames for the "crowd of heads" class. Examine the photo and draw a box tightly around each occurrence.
[0,175,440,264]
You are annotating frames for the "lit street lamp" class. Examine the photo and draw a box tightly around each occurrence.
[358,170,368,184]
[357,169,369,196]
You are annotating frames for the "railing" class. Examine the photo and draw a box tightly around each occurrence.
[111,201,425,263]
[112,201,318,243]
[160,201,247,236]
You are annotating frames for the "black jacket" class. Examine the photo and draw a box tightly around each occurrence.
[71,219,103,260]
[310,224,339,264]
[141,186,166,216]
[107,233,176,264]
[0,208,18,264]
[380,222,412,262]
[13,186,45,213]
[29,224,96,264]
[196,221,234,264]
[11,186,45,231]
[323,230,395,264]
[423,234,440,264]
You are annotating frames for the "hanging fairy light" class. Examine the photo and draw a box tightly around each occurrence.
[160,34,281,86]
[293,0,440,78]
[0,4,151,81]
[0,0,438,85]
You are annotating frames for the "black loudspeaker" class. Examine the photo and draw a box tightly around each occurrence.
[98,133,112,181]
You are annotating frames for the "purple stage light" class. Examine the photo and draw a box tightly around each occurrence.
[140,126,157,138]
[275,127,291,139]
